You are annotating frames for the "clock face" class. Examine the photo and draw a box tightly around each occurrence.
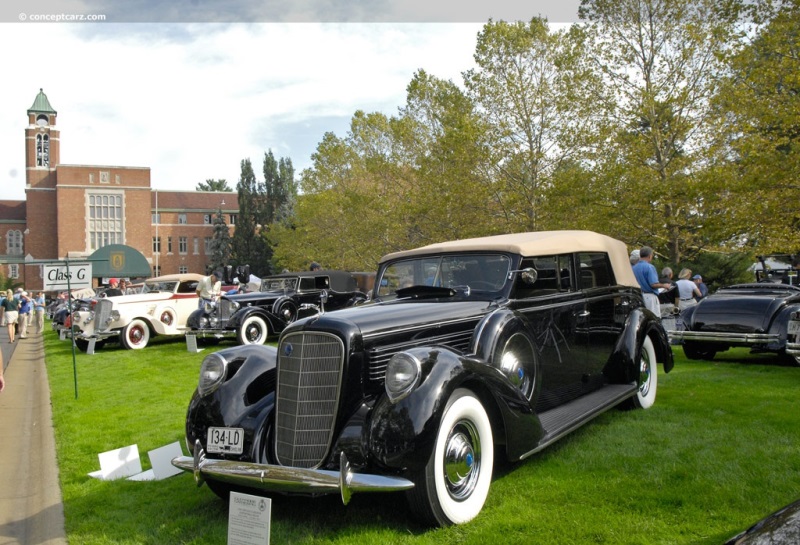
[36,114,48,127]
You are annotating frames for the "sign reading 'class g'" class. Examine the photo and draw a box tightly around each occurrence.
[43,262,93,291]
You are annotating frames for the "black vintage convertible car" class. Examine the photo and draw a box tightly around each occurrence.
[172,231,674,526]
[671,282,800,363]
[185,270,367,346]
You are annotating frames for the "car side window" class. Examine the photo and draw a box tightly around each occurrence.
[514,254,574,297]
[578,252,614,288]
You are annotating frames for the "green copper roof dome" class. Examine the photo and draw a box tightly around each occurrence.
[27,88,56,115]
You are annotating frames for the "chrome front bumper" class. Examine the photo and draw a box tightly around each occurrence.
[669,331,779,344]
[172,441,414,505]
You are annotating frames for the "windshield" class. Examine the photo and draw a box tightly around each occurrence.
[143,280,178,293]
[376,254,511,298]
[261,277,298,291]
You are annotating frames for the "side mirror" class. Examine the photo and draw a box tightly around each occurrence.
[520,268,538,285]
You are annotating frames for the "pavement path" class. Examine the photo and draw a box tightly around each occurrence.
[0,324,68,545]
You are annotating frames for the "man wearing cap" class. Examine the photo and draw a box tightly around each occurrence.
[692,274,708,300]
[196,270,222,309]
[632,246,672,317]
[104,278,124,297]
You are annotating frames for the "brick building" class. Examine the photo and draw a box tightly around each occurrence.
[0,89,239,290]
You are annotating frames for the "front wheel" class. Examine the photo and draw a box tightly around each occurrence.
[237,315,269,345]
[631,336,657,409]
[121,319,150,350]
[406,389,494,526]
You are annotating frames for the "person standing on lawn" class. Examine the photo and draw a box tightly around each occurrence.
[2,289,19,343]
[33,292,47,334]
[632,246,672,317]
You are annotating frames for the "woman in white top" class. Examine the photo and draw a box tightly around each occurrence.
[676,268,702,310]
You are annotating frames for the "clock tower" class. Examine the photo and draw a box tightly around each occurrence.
[24,88,60,263]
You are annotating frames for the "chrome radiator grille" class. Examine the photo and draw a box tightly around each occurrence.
[93,299,113,333]
[217,298,235,321]
[275,332,344,468]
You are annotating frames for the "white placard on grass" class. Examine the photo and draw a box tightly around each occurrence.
[228,491,271,545]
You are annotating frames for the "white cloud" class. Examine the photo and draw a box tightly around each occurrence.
[0,22,485,200]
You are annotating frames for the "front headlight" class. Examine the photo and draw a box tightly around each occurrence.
[385,352,421,403]
[203,301,217,313]
[82,312,94,325]
[230,301,240,311]
[198,352,227,396]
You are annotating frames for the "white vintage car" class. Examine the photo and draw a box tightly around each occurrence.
[71,273,203,352]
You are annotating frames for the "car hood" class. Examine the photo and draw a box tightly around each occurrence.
[289,299,497,340]
[101,292,189,305]
[224,291,288,304]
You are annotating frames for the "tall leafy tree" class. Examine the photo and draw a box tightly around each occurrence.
[711,0,800,252]
[464,18,601,233]
[196,179,232,192]
[579,0,744,262]
[207,207,232,273]
[232,159,273,276]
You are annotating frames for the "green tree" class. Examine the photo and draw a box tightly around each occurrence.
[207,207,232,273]
[579,0,744,262]
[464,18,601,233]
[711,0,800,253]
[232,159,273,276]
[195,179,232,192]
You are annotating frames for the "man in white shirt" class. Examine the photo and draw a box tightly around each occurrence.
[196,270,222,309]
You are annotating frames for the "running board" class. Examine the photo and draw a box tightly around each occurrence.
[520,383,638,460]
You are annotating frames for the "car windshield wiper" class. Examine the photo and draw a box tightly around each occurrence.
[396,285,458,299]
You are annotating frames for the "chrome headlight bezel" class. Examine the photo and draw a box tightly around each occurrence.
[385,352,422,403]
[198,352,227,396]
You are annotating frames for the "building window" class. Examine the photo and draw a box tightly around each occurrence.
[179,266,188,274]
[167,237,173,254]
[178,214,187,224]
[8,264,19,279]
[229,214,237,225]
[36,133,49,167]
[179,236,188,254]
[153,236,161,254]
[204,237,211,255]
[152,213,161,224]
[6,230,23,255]
[88,193,124,251]
[203,214,212,224]
[193,237,199,255]
[152,265,161,277]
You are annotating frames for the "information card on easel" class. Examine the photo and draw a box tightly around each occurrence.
[228,492,271,545]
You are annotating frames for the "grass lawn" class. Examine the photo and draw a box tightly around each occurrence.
[43,330,800,544]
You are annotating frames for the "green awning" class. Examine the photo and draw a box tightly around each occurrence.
[88,244,151,278]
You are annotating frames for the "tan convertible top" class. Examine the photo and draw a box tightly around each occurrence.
[380,230,639,288]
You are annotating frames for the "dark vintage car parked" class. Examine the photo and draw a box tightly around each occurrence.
[173,231,674,526]
[670,282,800,363]
[184,270,367,346]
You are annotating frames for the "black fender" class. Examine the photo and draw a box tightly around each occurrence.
[770,305,799,349]
[607,308,673,383]
[228,306,285,334]
[186,308,205,329]
[185,344,279,463]
[367,344,541,471]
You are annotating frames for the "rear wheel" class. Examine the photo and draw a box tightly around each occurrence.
[683,342,717,361]
[121,319,150,350]
[237,315,269,345]
[406,389,494,526]
[632,336,657,409]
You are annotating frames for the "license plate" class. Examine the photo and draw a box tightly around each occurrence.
[207,427,244,455]
[789,321,800,336]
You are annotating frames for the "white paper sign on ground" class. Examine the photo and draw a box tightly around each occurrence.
[88,444,142,480]
[127,442,184,481]
[228,492,271,545]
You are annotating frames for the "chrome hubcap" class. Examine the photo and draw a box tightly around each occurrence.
[443,420,481,501]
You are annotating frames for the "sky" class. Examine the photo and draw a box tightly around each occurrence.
[0,0,580,201]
